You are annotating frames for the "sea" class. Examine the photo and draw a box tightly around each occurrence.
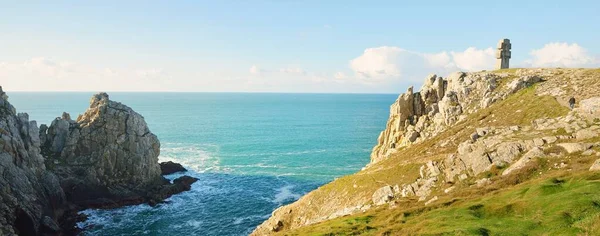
[8,92,395,235]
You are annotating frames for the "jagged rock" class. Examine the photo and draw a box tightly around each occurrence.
[590,159,600,171]
[476,127,491,137]
[575,129,598,140]
[507,75,542,93]
[370,71,543,164]
[424,196,438,205]
[372,186,394,206]
[470,132,480,142]
[582,150,595,156]
[160,161,187,175]
[542,136,558,144]
[502,147,544,176]
[556,143,593,154]
[490,142,524,164]
[0,86,68,235]
[533,138,545,147]
[577,97,600,118]
[252,69,600,236]
[272,220,284,232]
[415,178,437,201]
[41,216,60,233]
[456,141,491,175]
[424,161,441,177]
[39,93,163,207]
[40,93,197,209]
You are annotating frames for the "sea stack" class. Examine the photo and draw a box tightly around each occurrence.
[39,92,197,208]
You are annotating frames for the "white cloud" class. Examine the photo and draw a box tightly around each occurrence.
[334,72,346,80]
[0,57,174,91]
[279,67,307,75]
[136,68,166,79]
[451,47,496,71]
[249,65,262,75]
[525,42,598,67]
[348,46,495,82]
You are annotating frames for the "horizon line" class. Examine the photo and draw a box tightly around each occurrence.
[4,90,400,95]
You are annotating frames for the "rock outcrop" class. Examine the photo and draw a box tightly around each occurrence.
[39,92,197,208]
[370,72,543,163]
[1,88,196,235]
[0,86,67,235]
[160,161,188,175]
[253,68,600,235]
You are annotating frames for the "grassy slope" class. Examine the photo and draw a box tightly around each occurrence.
[284,170,600,235]
[276,69,600,235]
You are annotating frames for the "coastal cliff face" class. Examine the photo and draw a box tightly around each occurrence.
[252,68,600,235]
[370,71,543,163]
[39,93,165,207]
[1,90,196,235]
[0,87,66,235]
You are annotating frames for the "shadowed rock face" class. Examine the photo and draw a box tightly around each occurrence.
[0,86,67,235]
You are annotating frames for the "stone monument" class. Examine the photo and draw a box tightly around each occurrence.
[495,39,511,69]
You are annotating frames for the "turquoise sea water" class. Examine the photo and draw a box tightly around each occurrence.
[9,92,394,235]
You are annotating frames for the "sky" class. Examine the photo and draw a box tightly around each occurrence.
[1,0,599,93]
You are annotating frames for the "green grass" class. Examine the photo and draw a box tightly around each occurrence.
[283,171,600,235]
[260,69,592,235]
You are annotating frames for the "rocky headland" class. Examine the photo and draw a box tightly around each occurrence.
[0,89,196,235]
[252,68,600,235]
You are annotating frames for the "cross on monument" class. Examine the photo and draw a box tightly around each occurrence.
[495,39,511,69]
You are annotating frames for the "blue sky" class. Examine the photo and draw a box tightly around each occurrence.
[1,1,599,93]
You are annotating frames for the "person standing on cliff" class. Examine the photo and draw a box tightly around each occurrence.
[569,97,576,110]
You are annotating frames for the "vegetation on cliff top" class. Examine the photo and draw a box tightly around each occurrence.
[254,68,600,235]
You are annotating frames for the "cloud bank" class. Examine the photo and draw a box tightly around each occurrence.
[524,42,599,68]
[348,46,495,82]
[345,42,598,85]
[1,42,597,92]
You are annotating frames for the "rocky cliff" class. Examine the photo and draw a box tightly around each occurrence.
[0,87,67,235]
[370,71,543,163]
[252,68,600,235]
[39,93,167,207]
[1,90,197,235]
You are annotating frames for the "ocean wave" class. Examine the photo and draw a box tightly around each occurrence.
[158,143,222,173]
[272,184,301,205]
[221,149,328,158]
[232,214,271,225]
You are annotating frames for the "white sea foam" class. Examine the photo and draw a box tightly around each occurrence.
[222,149,328,157]
[77,204,155,233]
[159,143,222,173]
[272,184,301,205]
[232,214,271,225]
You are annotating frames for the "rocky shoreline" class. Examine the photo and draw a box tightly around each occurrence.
[251,68,600,235]
[0,88,197,235]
